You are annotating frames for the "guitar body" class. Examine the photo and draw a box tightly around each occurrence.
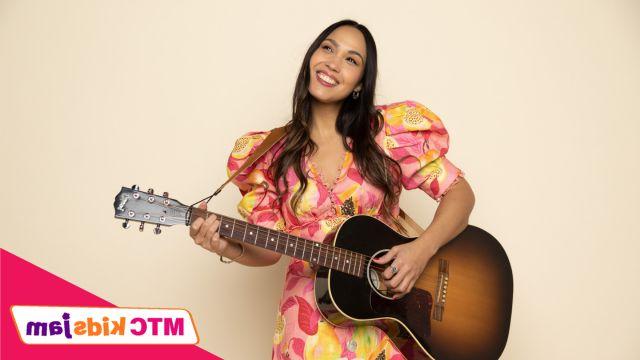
[314,215,513,360]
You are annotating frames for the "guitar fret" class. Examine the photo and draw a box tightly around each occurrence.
[218,217,227,237]
[231,218,236,239]
[282,233,287,254]
[252,226,257,244]
[330,248,335,269]
[293,236,298,258]
[323,245,327,267]
[285,234,289,255]
[345,250,349,273]
[241,221,248,242]
[267,229,274,252]
[345,251,350,273]
[345,252,349,274]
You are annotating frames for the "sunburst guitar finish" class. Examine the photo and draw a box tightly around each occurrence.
[315,215,513,360]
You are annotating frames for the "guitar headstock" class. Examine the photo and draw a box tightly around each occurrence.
[113,185,189,234]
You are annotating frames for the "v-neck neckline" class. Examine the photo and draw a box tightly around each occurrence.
[308,150,349,191]
[306,137,353,192]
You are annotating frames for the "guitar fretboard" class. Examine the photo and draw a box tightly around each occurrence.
[190,208,366,277]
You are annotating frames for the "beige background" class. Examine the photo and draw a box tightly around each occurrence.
[1,0,639,359]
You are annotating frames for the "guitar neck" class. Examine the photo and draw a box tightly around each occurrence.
[189,207,365,277]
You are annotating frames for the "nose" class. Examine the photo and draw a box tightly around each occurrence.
[326,59,340,73]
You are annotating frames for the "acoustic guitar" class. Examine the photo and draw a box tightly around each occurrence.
[113,185,513,360]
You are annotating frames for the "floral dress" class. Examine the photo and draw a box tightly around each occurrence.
[225,100,465,360]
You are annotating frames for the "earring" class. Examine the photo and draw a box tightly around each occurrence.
[352,90,360,99]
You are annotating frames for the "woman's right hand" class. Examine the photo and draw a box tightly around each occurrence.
[189,201,230,255]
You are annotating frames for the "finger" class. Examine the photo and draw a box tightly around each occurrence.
[189,217,204,238]
[383,260,399,280]
[408,278,417,293]
[194,232,205,245]
[211,233,228,254]
[387,266,405,289]
[194,216,216,245]
[390,278,409,298]
[191,202,212,235]
[204,232,222,253]
[397,277,411,295]
[195,213,218,240]
[383,266,393,280]
[203,220,220,247]
[373,248,397,264]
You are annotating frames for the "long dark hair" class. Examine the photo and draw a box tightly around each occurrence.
[270,19,406,234]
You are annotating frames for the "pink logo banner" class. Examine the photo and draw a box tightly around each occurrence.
[0,248,222,359]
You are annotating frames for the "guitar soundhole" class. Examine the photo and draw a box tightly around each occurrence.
[367,249,395,300]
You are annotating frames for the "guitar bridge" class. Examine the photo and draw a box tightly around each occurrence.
[433,258,449,321]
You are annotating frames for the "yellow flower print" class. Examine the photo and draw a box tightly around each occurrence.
[303,320,342,360]
[274,217,286,232]
[273,311,286,345]
[319,216,346,234]
[351,326,380,359]
[230,134,265,159]
[402,106,428,129]
[383,136,398,150]
[288,179,319,217]
[415,157,445,182]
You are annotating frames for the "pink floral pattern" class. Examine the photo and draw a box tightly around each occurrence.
[226,100,465,359]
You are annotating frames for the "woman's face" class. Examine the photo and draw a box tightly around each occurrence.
[308,25,367,104]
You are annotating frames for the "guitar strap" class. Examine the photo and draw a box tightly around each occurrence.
[215,126,425,237]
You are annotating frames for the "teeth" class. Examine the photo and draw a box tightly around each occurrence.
[318,72,337,85]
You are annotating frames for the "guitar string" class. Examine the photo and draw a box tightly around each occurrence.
[215,215,366,260]
[129,209,369,269]
[133,206,394,274]
[213,215,391,273]
[192,209,391,269]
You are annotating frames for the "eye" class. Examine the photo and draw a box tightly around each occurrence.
[321,44,358,65]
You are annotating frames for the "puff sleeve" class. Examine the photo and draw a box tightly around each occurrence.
[380,100,465,202]
[226,130,286,231]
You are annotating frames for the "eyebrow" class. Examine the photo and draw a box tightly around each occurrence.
[324,38,365,63]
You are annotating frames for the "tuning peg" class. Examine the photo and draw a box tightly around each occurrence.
[139,222,145,232]
[122,219,131,229]
[148,188,154,194]
[132,184,139,191]
[154,224,162,235]
[163,191,168,197]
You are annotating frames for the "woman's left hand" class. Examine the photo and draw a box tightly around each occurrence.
[372,239,437,299]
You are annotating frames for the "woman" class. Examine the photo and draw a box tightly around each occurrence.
[190,19,475,360]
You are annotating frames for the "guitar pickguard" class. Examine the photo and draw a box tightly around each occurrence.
[370,288,432,339]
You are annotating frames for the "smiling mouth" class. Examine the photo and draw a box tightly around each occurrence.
[316,71,338,87]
